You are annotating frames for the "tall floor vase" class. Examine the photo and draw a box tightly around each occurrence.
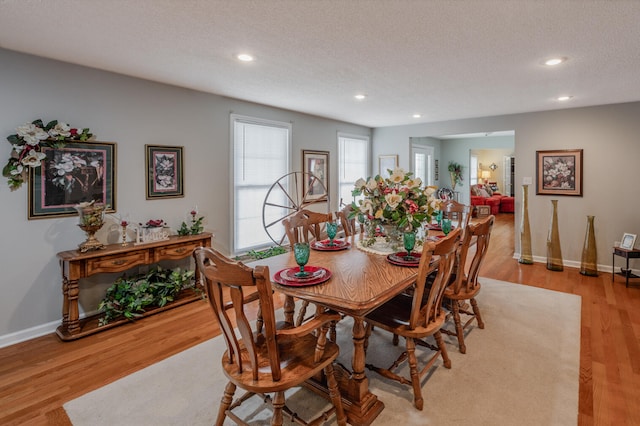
[580,215,598,276]
[518,184,533,264]
[546,199,563,271]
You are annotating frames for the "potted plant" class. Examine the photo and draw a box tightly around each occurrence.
[448,162,463,190]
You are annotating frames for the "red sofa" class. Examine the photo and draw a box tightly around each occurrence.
[470,184,514,214]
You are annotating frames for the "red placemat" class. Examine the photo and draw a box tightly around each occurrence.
[311,239,351,251]
[273,266,332,286]
[426,224,442,231]
[386,252,421,267]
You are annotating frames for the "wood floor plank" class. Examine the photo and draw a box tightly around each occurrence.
[0,214,638,425]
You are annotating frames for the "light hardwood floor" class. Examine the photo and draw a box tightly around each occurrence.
[1,214,639,425]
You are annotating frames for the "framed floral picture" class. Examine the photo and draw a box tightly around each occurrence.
[302,150,329,202]
[379,154,398,179]
[145,145,184,199]
[28,141,117,219]
[536,149,583,196]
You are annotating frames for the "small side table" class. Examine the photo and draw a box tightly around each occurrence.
[612,246,640,287]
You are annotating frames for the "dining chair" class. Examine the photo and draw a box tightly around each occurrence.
[335,204,363,237]
[439,199,472,239]
[363,228,461,410]
[282,209,332,244]
[442,215,494,354]
[281,209,333,326]
[192,247,347,426]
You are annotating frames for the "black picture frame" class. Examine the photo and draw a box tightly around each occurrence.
[145,145,184,199]
[28,141,117,220]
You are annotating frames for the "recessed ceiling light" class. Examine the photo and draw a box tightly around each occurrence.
[544,57,567,66]
[354,94,367,100]
[237,53,254,62]
[413,114,421,118]
[557,95,573,101]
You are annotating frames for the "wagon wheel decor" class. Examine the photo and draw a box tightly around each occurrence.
[262,171,330,245]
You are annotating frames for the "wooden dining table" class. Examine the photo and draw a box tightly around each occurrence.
[249,235,437,426]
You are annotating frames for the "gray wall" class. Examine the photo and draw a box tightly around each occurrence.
[374,103,640,273]
[0,49,370,343]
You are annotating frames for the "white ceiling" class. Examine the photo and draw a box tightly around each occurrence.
[1,0,640,128]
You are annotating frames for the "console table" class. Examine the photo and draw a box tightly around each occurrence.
[56,232,212,341]
[612,246,640,288]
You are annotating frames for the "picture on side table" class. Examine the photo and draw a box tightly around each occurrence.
[28,141,116,219]
[302,150,329,202]
[145,145,184,199]
[620,233,637,250]
[536,149,583,196]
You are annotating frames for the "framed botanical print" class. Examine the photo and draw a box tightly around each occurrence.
[536,149,583,196]
[302,150,329,202]
[379,154,398,179]
[145,145,184,199]
[28,141,116,219]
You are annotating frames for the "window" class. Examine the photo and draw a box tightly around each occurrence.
[338,133,369,206]
[411,144,434,186]
[470,155,479,186]
[232,115,291,254]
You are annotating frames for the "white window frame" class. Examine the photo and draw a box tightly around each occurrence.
[230,114,291,254]
[410,144,435,186]
[337,133,370,207]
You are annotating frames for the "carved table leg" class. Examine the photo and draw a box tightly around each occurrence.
[283,295,295,326]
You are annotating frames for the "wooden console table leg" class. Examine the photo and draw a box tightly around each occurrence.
[66,278,81,335]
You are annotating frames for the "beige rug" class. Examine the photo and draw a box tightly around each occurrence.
[64,279,580,425]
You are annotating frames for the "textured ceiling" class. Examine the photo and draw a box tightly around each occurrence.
[1,0,640,128]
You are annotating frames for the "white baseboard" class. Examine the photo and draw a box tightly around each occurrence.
[512,252,631,275]
[0,320,59,349]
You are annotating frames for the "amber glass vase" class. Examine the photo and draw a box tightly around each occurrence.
[519,184,533,264]
[580,215,598,276]
[546,200,563,271]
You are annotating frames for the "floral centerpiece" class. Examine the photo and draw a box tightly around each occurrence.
[350,167,441,247]
[2,119,94,191]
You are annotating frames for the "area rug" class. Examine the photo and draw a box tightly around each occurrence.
[64,279,580,425]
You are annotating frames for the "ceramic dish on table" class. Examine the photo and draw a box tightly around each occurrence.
[272,266,332,286]
[310,239,351,251]
[386,252,421,267]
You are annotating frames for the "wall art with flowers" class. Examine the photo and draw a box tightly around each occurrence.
[536,149,583,196]
[1,119,117,219]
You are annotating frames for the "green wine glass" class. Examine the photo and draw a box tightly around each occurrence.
[293,242,310,277]
[326,221,338,246]
[403,231,416,260]
[442,219,452,236]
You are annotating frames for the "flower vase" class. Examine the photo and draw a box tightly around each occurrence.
[580,215,598,276]
[449,171,457,190]
[382,224,402,252]
[518,184,533,264]
[75,203,106,253]
[546,200,563,271]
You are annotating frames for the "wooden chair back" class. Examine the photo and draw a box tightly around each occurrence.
[282,209,332,244]
[412,227,461,329]
[449,215,494,295]
[440,200,472,237]
[193,247,281,380]
[335,204,363,237]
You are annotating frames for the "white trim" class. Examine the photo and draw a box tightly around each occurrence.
[0,319,58,348]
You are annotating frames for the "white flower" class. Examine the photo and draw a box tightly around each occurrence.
[48,122,71,138]
[20,150,46,167]
[9,164,23,176]
[365,178,377,191]
[389,167,406,183]
[406,177,422,189]
[17,123,49,146]
[360,199,374,216]
[354,178,366,189]
[424,186,437,196]
[385,192,402,209]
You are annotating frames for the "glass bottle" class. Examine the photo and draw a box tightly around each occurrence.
[519,184,533,264]
[580,215,598,276]
[546,199,563,271]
